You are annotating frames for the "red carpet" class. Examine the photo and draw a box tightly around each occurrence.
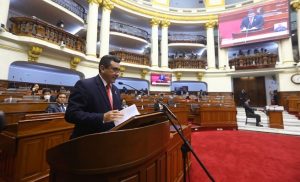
[189,130,300,182]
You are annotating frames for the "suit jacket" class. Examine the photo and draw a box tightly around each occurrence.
[45,103,66,113]
[244,103,256,117]
[65,75,122,138]
[240,15,264,30]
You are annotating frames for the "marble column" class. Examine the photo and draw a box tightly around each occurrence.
[205,20,217,69]
[150,18,160,68]
[160,20,170,68]
[292,0,300,61]
[0,0,10,28]
[99,0,114,58]
[85,0,100,57]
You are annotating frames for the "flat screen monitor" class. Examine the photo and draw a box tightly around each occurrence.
[151,73,171,86]
[219,0,290,48]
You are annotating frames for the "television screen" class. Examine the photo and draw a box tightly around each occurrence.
[219,0,289,48]
[151,73,171,86]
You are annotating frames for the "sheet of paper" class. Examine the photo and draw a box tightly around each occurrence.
[114,104,140,126]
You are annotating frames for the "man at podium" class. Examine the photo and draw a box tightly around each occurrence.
[65,55,123,139]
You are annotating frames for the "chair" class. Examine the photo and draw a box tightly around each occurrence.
[245,108,256,125]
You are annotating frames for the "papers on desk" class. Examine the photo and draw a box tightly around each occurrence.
[265,105,284,111]
[114,104,140,127]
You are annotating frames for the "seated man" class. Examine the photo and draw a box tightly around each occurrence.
[45,92,67,113]
[244,99,263,127]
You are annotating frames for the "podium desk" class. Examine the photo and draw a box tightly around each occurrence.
[268,110,284,129]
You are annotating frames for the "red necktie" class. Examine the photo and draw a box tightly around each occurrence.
[106,84,113,109]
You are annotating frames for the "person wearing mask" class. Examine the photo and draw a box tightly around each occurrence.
[65,55,123,139]
[45,92,67,113]
[41,88,51,101]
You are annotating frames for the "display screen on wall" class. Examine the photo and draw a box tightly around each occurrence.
[151,73,172,86]
[219,0,290,48]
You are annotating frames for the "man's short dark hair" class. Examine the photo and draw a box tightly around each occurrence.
[42,88,51,94]
[99,55,121,69]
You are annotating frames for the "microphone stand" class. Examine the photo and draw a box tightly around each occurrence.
[118,82,215,182]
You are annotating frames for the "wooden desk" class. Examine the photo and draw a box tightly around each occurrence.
[268,110,284,129]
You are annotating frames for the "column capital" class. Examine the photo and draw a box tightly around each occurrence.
[205,20,217,29]
[291,0,300,10]
[161,20,171,28]
[150,18,160,26]
[70,57,81,70]
[87,0,102,4]
[102,0,114,10]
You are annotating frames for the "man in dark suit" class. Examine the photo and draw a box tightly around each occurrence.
[244,99,263,127]
[45,92,67,113]
[65,55,123,139]
[240,9,264,31]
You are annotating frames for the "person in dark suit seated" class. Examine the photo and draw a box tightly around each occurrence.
[45,92,67,113]
[65,55,123,139]
[240,9,264,31]
[244,99,263,127]
[41,88,51,101]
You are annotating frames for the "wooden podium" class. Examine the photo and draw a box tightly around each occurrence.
[47,112,189,182]
[268,110,284,129]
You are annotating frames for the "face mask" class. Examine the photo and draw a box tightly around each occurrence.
[44,95,51,100]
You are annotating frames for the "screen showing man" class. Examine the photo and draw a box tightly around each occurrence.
[240,9,264,31]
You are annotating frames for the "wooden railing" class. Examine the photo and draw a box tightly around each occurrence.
[110,51,150,66]
[229,53,277,70]
[169,58,207,69]
[10,17,86,53]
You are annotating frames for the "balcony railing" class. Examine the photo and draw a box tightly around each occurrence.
[51,0,87,20]
[109,21,150,41]
[110,51,150,66]
[169,58,207,69]
[168,34,207,44]
[229,53,278,70]
[10,17,86,53]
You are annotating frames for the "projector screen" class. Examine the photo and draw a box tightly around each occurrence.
[151,73,172,86]
[219,0,290,48]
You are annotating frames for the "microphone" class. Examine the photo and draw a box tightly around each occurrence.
[118,82,182,130]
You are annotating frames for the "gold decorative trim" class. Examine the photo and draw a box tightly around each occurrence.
[161,20,170,27]
[197,72,204,81]
[291,0,300,10]
[70,57,81,70]
[152,0,170,7]
[175,72,182,81]
[120,66,126,77]
[103,0,114,10]
[150,18,160,26]
[141,69,148,79]
[205,20,217,29]
[111,0,218,22]
[28,46,43,62]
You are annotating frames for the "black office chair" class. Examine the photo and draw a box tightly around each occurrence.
[0,111,5,132]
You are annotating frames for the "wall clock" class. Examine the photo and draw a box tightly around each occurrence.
[291,73,300,84]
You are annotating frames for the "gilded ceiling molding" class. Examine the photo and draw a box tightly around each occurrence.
[28,46,43,62]
[87,0,101,4]
[205,20,217,29]
[291,0,300,10]
[111,0,217,22]
[70,57,81,70]
[150,18,160,26]
[103,0,114,10]
[161,20,171,27]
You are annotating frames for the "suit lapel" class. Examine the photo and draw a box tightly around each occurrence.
[95,76,112,110]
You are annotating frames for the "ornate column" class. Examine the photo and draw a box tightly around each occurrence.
[160,20,170,68]
[280,37,294,65]
[150,18,160,68]
[99,0,114,58]
[86,0,100,57]
[292,0,300,61]
[205,20,217,69]
[218,47,228,70]
[0,0,10,28]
